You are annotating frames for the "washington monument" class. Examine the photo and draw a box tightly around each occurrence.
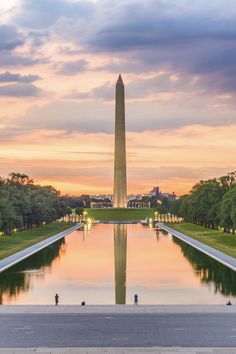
[114,74,127,208]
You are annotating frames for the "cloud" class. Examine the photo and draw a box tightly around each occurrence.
[85,1,236,53]
[0,24,24,50]
[11,94,236,134]
[0,24,47,68]
[79,0,236,94]
[72,73,200,101]
[67,81,114,100]
[8,0,236,94]
[13,0,94,29]
[56,59,89,75]
[28,31,49,47]
[19,101,113,132]
[64,72,236,130]
[0,124,235,195]
[0,83,42,97]
[0,51,40,67]
[0,71,41,83]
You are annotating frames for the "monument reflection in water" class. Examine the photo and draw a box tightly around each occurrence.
[1,224,236,304]
[114,224,127,304]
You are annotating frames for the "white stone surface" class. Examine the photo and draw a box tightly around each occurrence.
[159,223,236,271]
[0,305,235,314]
[0,224,82,273]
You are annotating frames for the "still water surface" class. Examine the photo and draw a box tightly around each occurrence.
[1,223,236,304]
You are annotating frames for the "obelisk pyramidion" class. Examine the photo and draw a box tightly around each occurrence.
[114,74,127,208]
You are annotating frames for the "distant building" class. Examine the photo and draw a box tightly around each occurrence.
[127,194,137,201]
[89,194,113,208]
[88,189,177,209]
[161,192,177,200]
[127,199,150,208]
[90,194,112,200]
[90,197,112,208]
[150,186,160,197]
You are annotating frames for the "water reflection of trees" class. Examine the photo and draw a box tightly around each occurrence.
[0,238,65,303]
[173,237,236,296]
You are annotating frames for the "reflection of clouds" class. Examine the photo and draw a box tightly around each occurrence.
[62,280,114,287]
[128,279,199,289]
[0,224,235,304]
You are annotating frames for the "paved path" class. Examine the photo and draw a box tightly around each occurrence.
[0,224,82,273]
[158,223,236,271]
[0,312,236,348]
[0,305,236,314]
[0,348,236,353]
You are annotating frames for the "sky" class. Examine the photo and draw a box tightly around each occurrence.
[0,0,235,196]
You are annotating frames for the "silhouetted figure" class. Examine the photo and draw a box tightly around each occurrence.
[81,301,85,306]
[55,293,59,306]
[227,300,232,306]
[134,294,138,306]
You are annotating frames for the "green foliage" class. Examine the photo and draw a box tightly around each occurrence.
[75,207,84,216]
[60,194,90,208]
[171,172,236,233]
[147,195,173,214]
[219,186,236,233]
[173,236,236,295]
[0,173,69,235]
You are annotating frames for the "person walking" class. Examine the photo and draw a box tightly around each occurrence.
[55,293,59,306]
[134,294,138,306]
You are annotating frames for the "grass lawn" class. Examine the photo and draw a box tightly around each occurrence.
[166,222,236,258]
[0,222,74,260]
[85,208,155,221]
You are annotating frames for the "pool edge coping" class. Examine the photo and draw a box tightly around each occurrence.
[0,223,82,273]
[158,222,236,272]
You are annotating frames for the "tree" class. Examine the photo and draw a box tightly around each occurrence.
[173,172,236,233]
[0,173,69,235]
[220,186,236,233]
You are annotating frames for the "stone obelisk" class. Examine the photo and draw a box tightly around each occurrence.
[114,74,127,208]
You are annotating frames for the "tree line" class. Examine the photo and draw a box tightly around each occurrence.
[0,173,70,235]
[171,172,236,233]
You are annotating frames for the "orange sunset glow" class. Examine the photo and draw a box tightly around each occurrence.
[0,1,236,196]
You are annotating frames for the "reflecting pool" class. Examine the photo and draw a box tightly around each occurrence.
[1,223,236,304]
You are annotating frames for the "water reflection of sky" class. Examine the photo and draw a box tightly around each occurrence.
[0,223,236,304]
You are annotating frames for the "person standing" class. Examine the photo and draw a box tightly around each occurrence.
[55,293,59,306]
[134,294,138,306]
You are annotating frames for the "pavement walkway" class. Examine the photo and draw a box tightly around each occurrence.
[0,224,82,273]
[158,223,236,271]
[0,311,236,349]
[0,305,235,314]
[0,348,236,353]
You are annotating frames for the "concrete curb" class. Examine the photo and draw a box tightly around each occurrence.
[158,223,236,272]
[0,223,82,273]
